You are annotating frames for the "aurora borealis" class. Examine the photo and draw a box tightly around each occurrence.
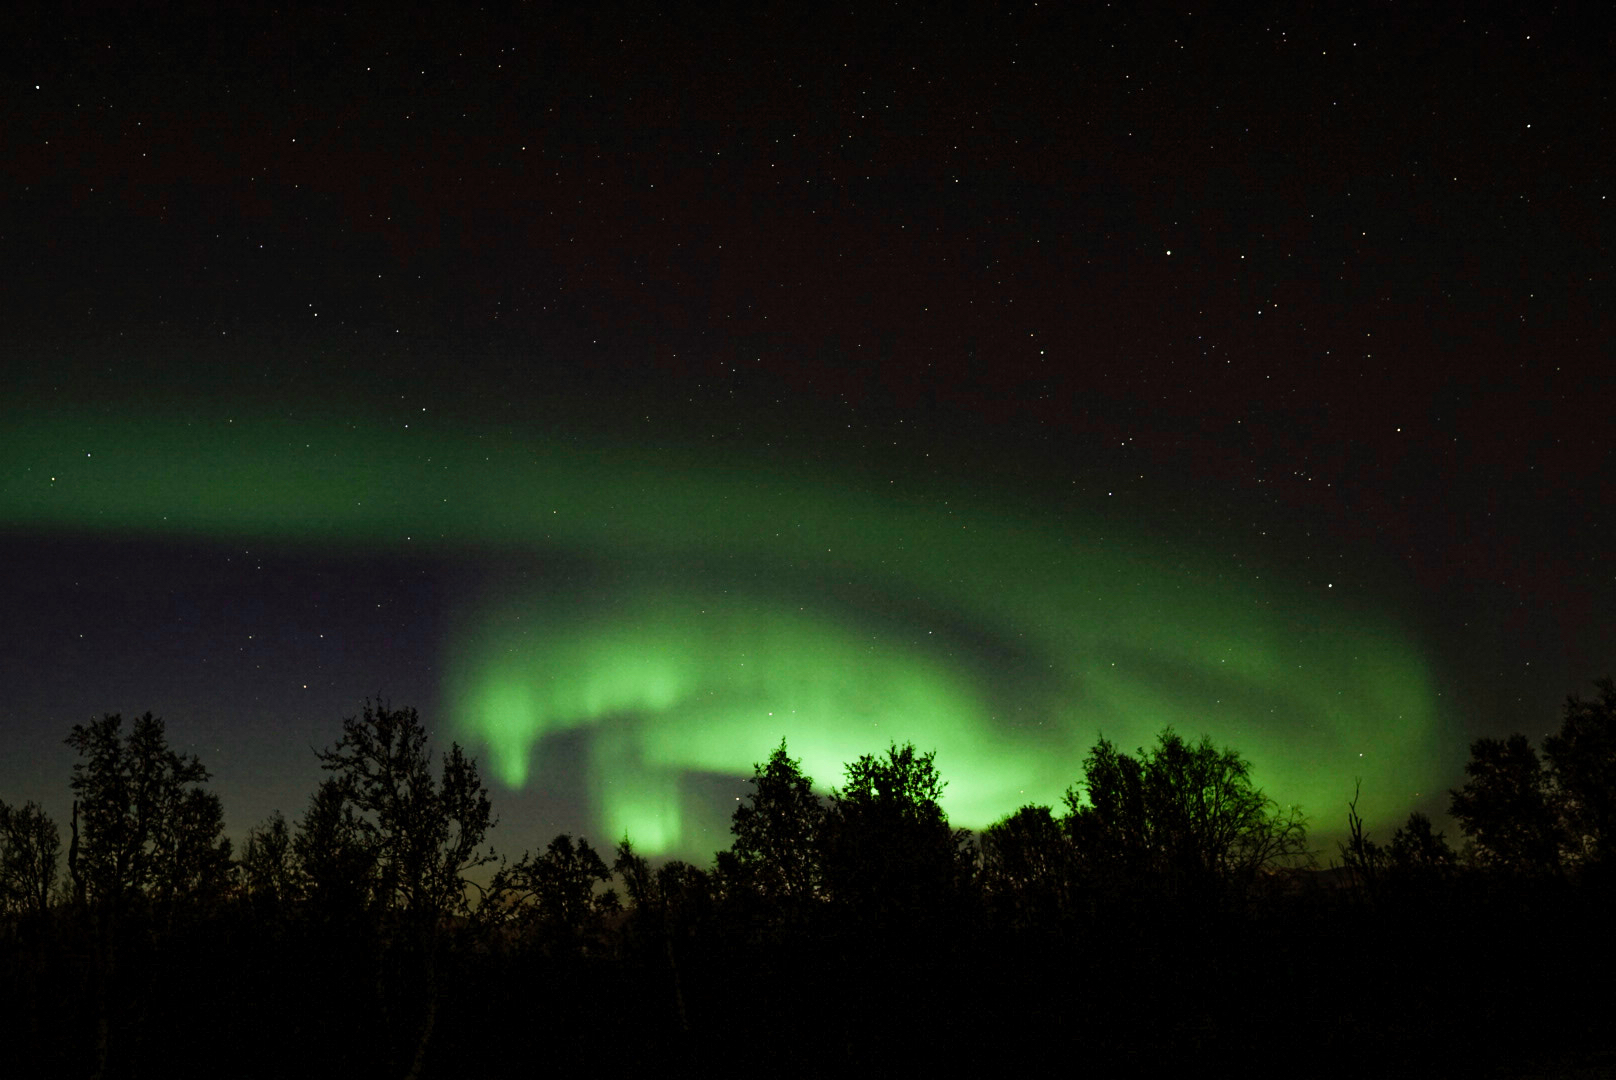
[3,4,1609,868]
[5,403,1441,855]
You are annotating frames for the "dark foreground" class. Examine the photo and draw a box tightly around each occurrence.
[7,872,1614,1079]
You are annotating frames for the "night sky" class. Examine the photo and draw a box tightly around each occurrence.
[3,4,1611,863]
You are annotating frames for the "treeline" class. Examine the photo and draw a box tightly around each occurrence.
[3,686,1615,1078]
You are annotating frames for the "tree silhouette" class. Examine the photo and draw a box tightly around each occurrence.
[1338,779,1387,893]
[149,786,231,912]
[721,738,825,906]
[485,834,619,955]
[293,777,377,917]
[311,699,496,1080]
[9,710,1616,1075]
[980,803,1078,930]
[61,712,230,1080]
[241,809,299,906]
[1449,733,1562,873]
[313,700,496,921]
[1067,729,1310,896]
[1388,811,1455,873]
[1542,677,1616,869]
[613,838,706,1036]
[821,742,973,924]
[0,799,60,916]
[1067,735,1150,884]
[64,713,227,909]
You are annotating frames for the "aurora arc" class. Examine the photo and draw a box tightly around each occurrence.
[3,405,1441,856]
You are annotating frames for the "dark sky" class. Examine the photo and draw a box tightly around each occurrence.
[3,3,1611,862]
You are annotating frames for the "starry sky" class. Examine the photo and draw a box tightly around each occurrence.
[3,4,1611,862]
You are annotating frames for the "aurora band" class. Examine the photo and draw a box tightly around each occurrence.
[3,406,1441,856]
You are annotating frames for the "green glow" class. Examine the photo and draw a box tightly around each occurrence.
[444,581,1038,846]
[2,404,1444,857]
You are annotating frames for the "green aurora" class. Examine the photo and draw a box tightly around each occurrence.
[4,405,1442,856]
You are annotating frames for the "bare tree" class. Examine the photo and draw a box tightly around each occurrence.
[314,700,496,922]
[62,712,230,1080]
[1338,780,1386,894]
[65,712,225,910]
[0,799,60,915]
[312,699,497,1080]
